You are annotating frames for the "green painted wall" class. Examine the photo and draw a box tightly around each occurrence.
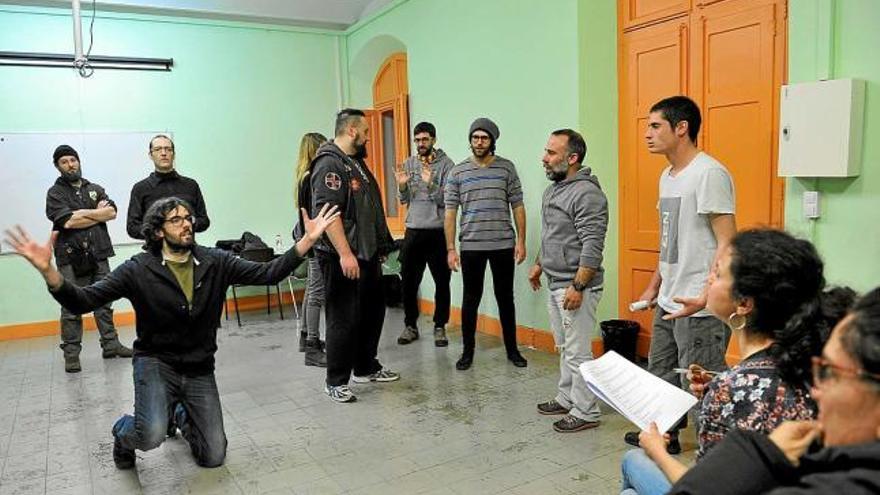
[786,0,880,292]
[344,0,619,335]
[0,6,341,327]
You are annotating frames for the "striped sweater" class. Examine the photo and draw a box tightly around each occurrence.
[445,156,524,251]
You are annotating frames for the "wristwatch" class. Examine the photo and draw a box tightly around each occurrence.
[571,280,588,292]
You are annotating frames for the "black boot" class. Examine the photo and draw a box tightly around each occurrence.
[304,339,327,367]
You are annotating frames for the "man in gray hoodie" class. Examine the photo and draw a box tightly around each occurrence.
[528,129,608,433]
[395,122,454,347]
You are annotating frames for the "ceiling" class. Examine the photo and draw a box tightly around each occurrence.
[5,0,395,30]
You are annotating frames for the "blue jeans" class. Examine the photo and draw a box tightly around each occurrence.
[620,449,672,495]
[112,356,227,467]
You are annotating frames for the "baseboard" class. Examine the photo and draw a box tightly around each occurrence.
[417,298,605,357]
[0,289,304,342]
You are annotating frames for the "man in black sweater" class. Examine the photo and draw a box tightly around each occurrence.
[127,135,210,239]
[4,197,338,470]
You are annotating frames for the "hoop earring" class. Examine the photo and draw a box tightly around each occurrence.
[728,312,747,331]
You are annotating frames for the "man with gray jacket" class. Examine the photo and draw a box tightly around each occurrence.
[528,129,608,433]
[395,122,454,347]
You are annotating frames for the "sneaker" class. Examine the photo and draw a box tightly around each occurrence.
[624,430,681,454]
[64,354,82,373]
[433,327,449,347]
[324,384,357,403]
[103,344,133,358]
[112,435,136,469]
[352,368,400,383]
[553,414,600,433]
[537,400,570,415]
[397,326,419,345]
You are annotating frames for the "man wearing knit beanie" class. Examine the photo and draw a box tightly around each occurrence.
[444,118,528,370]
[46,145,133,372]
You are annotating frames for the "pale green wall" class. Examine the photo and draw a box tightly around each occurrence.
[344,0,619,334]
[786,0,880,292]
[0,6,340,327]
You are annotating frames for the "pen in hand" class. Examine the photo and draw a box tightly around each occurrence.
[673,367,719,376]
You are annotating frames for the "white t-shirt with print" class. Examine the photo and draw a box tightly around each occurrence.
[657,152,735,316]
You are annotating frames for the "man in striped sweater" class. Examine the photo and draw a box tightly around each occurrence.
[444,118,528,370]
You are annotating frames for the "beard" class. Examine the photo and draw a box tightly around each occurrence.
[165,233,194,253]
[353,140,368,159]
[418,145,434,157]
[62,169,82,183]
[470,145,490,158]
[544,163,568,182]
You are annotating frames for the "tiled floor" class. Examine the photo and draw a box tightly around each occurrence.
[0,306,696,494]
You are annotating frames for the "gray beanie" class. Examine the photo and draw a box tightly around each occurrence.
[468,117,500,142]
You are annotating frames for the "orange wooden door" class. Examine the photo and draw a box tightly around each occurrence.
[690,0,786,229]
[618,0,787,360]
[619,19,690,357]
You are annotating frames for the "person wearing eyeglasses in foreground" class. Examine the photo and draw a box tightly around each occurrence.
[620,229,856,495]
[3,197,339,470]
[667,286,880,495]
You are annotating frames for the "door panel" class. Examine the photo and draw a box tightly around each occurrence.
[622,0,691,29]
[619,20,688,354]
[691,0,784,229]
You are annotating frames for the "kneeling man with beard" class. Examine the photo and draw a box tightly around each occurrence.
[3,197,339,469]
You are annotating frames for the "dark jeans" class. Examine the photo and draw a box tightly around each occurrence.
[112,356,227,467]
[401,228,451,329]
[58,259,119,354]
[320,254,386,386]
[460,249,519,357]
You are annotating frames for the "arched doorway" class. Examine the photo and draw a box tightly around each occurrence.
[364,52,409,235]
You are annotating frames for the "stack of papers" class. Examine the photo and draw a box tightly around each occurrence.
[579,351,699,433]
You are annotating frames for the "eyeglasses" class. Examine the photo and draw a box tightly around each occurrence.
[414,137,432,144]
[470,135,491,142]
[164,215,194,226]
[811,356,880,386]
[151,146,174,153]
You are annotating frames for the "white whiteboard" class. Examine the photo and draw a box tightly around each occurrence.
[0,131,167,254]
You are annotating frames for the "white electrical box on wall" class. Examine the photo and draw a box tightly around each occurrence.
[778,78,865,177]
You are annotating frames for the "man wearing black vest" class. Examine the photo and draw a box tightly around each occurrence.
[45,145,132,373]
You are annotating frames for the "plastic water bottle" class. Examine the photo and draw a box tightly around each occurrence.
[274,234,283,252]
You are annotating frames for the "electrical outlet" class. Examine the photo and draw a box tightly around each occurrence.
[803,191,820,219]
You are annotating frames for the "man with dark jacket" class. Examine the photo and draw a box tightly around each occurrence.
[4,197,338,470]
[311,108,398,404]
[45,145,132,373]
[395,121,454,347]
[528,129,608,433]
[127,134,210,239]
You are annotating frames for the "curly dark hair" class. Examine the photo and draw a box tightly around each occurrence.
[730,229,855,387]
[140,196,194,254]
[842,287,880,383]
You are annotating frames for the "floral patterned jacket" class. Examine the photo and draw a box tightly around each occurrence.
[697,348,817,459]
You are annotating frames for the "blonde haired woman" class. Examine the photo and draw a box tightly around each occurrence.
[294,132,328,366]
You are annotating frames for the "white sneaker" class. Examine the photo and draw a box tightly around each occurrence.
[324,384,357,403]
[351,368,400,383]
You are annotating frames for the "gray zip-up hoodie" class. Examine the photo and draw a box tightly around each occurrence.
[398,148,454,229]
[540,167,608,290]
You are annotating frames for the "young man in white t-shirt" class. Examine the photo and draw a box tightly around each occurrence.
[624,96,737,454]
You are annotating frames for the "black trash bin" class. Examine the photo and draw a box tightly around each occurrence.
[600,319,640,362]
